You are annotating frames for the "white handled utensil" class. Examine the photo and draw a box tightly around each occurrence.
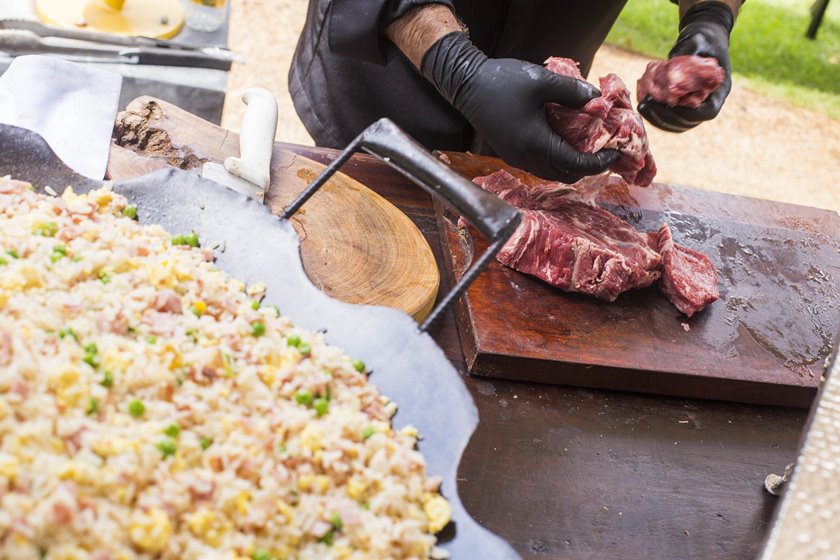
[201,87,278,202]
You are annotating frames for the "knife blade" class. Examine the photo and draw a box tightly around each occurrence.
[199,88,278,203]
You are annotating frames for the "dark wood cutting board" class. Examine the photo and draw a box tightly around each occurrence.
[436,152,840,407]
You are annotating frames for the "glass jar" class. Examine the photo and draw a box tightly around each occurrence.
[182,0,227,32]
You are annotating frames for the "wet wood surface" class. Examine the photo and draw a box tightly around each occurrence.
[270,145,808,560]
[434,151,840,408]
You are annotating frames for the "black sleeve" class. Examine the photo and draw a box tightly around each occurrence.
[328,0,455,65]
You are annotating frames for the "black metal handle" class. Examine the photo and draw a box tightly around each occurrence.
[281,118,522,332]
[128,47,232,70]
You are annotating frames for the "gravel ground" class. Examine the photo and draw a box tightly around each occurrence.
[223,0,840,213]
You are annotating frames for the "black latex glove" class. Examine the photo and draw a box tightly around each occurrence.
[638,1,735,133]
[420,32,620,183]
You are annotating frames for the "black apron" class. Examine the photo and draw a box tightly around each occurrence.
[289,0,630,151]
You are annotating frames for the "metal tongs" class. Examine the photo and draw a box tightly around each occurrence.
[0,18,237,70]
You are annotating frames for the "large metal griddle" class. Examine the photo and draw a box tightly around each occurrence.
[0,120,522,558]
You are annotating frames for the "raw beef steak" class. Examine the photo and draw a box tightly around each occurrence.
[655,223,720,317]
[474,170,661,301]
[544,57,657,188]
[637,55,726,109]
[470,170,719,315]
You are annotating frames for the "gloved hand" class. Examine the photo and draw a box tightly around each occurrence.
[420,32,620,183]
[639,1,735,132]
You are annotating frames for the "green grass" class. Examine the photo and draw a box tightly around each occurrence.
[607,0,840,120]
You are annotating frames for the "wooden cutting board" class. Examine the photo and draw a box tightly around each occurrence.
[436,152,840,407]
[107,97,439,321]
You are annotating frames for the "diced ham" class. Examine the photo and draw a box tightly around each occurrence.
[153,289,182,314]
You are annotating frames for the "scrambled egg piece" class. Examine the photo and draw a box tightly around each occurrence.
[129,507,173,553]
[424,495,452,534]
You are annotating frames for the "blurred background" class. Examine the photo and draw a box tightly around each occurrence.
[222,0,840,212]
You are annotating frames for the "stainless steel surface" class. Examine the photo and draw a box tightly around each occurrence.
[761,350,840,559]
[0,122,522,559]
[201,160,265,201]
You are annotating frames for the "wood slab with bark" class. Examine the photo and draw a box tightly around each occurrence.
[107,97,439,322]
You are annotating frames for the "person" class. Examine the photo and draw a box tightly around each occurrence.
[289,1,742,183]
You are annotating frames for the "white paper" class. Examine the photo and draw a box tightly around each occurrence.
[0,55,122,179]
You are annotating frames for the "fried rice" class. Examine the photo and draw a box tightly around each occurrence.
[0,177,450,560]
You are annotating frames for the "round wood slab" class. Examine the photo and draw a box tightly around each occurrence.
[108,97,439,321]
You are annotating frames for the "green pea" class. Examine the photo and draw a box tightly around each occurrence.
[250,321,266,337]
[362,427,375,440]
[121,205,138,219]
[313,398,329,417]
[99,370,114,388]
[158,439,177,457]
[58,328,78,341]
[86,398,99,415]
[184,232,200,248]
[294,389,313,406]
[352,359,366,373]
[163,424,181,438]
[298,342,311,357]
[252,550,271,560]
[286,334,302,348]
[128,399,145,418]
[34,222,58,237]
[251,299,260,310]
[199,436,213,450]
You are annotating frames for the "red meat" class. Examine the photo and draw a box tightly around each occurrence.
[637,55,725,109]
[471,169,719,315]
[544,57,657,188]
[655,223,720,317]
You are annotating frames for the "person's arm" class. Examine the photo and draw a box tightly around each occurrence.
[639,0,744,132]
[383,4,460,68]
[384,5,619,183]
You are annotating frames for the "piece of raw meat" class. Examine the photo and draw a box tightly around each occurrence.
[469,169,719,315]
[655,223,719,317]
[636,55,726,109]
[544,57,657,188]
[474,170,661,301]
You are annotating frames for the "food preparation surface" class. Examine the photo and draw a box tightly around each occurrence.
[435,152,840,408]
[107,97,439,322]
[283,145,808,559]
[93,128,812,558]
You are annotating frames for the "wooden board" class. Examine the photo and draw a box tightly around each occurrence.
[107,97,439,321]
[436,152,840,407]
